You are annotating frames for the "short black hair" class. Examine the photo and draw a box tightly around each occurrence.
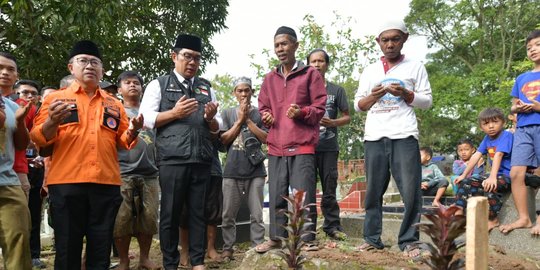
[307,49,330,65]
[117,70,143,86]
[526,29,540,45]
[478,107,505,125]
[420,146,433,158]
[0,51,17,69]
[14,79,40,92]
[456,138,475,149]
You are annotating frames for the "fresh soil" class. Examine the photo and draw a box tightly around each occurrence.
[9,235,537,270]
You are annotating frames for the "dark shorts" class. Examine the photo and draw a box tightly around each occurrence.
[114,175,159,237]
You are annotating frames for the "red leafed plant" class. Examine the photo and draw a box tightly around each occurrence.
[277,189,315,270]
[414,204,466,270]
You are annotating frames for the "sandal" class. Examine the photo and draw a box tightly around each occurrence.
[301,242,319,252]
[328,231,347,241]
[403,244,425,261]
[355,242,379,252]
[255,240,281,253]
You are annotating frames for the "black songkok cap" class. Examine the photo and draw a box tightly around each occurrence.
[173,34,202,52]
[274,26,297,39]
[69,40,102,60]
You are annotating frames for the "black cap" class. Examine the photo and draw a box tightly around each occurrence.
[173,34,202,52]
[99,81,117,90]
[69,40,102,60]
[274,26,297,39]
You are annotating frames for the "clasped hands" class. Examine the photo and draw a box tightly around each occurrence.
[172,95,218,122]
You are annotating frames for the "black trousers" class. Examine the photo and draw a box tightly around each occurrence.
[159,164,209,269]
[48,184,121,270]
[28,166,44,259]
[315,151,343,235]
[268,155,317,242]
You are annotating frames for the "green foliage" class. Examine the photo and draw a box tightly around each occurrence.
[406,0,538,153]
[0,0,228,87]
[414,205,466,270]
[277,189,314,269]
[210,73,237,110]
[250,13,378,160]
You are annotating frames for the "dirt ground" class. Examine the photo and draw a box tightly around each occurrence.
[14,234,538,270]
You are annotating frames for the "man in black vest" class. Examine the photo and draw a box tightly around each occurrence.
[140,34,219,270]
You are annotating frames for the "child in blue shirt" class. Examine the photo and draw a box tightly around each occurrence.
[451,138,485,194]
[500,29,540,234]
[454,108,512,231]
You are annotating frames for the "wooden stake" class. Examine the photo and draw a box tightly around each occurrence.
[466,197,489,270]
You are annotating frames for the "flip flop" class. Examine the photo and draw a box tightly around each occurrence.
[301,242,319,252]
[255,240,281,253]
[403,244,429,261]
[355,242,378,252]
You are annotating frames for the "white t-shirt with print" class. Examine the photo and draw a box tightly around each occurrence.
[354,57,432,141]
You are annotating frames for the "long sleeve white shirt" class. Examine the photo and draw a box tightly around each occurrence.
[354,57,432,141]
[139,69,222,129]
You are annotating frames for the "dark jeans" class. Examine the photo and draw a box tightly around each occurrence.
[268,155,316,242]
[28,166,44,259]
[315,151,343,235]
[49,183,121,270]
[159,164,209,269]
[363,137,422,251]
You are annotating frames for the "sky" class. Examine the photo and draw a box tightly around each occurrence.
[204,0,428,81]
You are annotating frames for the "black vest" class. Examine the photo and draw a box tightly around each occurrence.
[155,72,213,165]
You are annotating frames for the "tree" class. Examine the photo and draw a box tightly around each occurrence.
[0,0,228,87]
[210,73,238,110]
[250,13,378,160]
[405,0,538,152]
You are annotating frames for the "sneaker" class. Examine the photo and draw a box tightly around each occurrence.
[32,258,46,269]
[328,230,347,241]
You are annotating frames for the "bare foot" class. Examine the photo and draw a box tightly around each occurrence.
[192,265,205,270]
[499,218,533,234]
[206,248,222,262]
[117,260,130,270]
[531,224,540,236]
[488,219,500,232]
[180,250,190,268]
[139,258,160,270]
[531,220,540,237]
[431,201,441,208]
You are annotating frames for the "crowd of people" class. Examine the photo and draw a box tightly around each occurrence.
[0,18,539,270]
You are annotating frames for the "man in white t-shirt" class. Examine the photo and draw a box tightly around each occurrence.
[353,20,432,258]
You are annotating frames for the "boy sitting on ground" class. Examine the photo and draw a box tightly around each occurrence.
[454,107,512,231]
[420,147,449,207]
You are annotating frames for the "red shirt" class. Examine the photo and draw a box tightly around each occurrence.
[13,99,37,174]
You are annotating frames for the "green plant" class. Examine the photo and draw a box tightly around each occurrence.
[277,189,315,270]
[414,204,466,270]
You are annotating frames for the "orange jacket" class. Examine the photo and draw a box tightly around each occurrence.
[30,82,136,186]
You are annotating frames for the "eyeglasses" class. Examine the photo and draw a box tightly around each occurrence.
[179,52,202,63]
[20,90,39,96]
[75,57,102,67]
